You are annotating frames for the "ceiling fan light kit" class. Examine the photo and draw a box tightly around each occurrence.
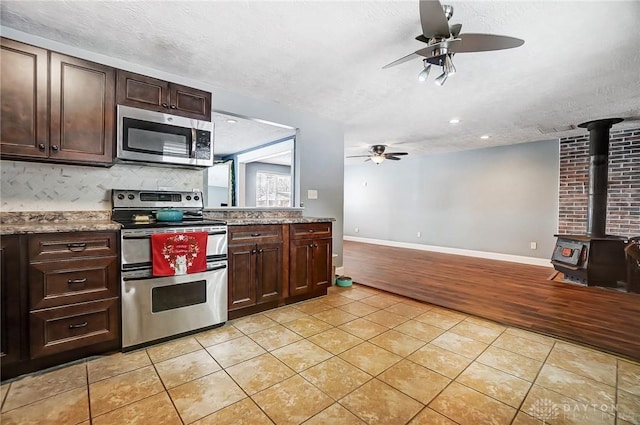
[386,0,524,86]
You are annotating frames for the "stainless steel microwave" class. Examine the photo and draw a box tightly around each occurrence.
[116,105,214,168]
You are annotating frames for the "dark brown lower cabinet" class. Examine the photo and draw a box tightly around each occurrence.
[228,241,284,311]
[1,231,120,381]
[227,225,288,318]
[289,223,333,298]
[1,236,27,369]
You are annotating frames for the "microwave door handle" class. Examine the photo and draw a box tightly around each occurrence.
[190,128,197,158]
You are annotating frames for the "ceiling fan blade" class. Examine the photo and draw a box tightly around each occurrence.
[451,33,524,53]
[382,52,421,69]
[385,156,402,161]
[419,0,451,38]
[346,155,374,158]
[385,152,408,156]
[449,23,462,37]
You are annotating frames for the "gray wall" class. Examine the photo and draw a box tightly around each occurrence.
[245,163,291,207]
[1,27,345,266]
[344,139,559,259]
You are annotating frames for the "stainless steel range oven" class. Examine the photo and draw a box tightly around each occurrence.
[112,189,228,350]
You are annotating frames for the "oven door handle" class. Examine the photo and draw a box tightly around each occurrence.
[123,231,226,239]
[123,263,227,281]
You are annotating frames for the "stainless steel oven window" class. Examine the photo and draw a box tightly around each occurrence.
[151,280,207,313]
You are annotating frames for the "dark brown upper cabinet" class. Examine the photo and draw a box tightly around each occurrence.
[0,38,115,166]
[49,53,115,165]
[0,38,49,159]
[116,70,211,121]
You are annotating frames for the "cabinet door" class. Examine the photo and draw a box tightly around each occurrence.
[312,238,332,289]
[169,82,211,121]
[228,244,256,310]
[256,242,283,304]
[1,236,26,366]
[49,53,115,165]
[0,38,48,159]
[289,239,313,296]
[116,70,169,113]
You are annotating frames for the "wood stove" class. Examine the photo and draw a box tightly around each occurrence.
[551,118,627,287]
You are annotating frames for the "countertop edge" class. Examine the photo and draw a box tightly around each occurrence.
[1,221,122,235]
[225,217,335,225]
[0,217,335,235]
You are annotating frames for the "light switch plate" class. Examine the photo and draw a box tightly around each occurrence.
[307,189,318,199]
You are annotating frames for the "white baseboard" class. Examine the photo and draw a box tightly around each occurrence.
[343,236,552,268]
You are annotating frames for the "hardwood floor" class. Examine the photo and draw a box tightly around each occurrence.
[343,240,640,361]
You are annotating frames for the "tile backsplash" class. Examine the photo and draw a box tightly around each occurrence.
[0,160,204,211]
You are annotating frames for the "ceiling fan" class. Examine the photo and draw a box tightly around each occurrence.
[383,0,525,85]
[346,145,408,164]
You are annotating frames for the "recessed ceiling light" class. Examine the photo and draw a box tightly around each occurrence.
[449,118,460,124]
[480,135,490,139]
[226,119,237,124]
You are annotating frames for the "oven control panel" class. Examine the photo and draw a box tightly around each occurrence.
[112,189,203,209]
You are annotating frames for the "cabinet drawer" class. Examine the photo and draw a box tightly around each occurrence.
[229,225,283,244]
[290,222,332,240]
[29,298,119,359]
[29,257,119,310]
[29,231,118,261]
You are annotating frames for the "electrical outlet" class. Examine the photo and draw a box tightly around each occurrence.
[417,231,421,238]
[530,242,537,250]
[307,189,318,200]
[355,227,359,233]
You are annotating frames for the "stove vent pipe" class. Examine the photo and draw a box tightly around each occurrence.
[577,118,623,238]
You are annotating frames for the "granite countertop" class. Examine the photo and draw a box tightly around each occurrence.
[0,210,334,235]
[225,217,335,225]
[0,211,121,235]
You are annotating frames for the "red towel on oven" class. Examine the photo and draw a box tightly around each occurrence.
[151,232,208,276]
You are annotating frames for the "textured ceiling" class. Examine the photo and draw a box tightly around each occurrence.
[2,1,640,163]
[213,111,295,160]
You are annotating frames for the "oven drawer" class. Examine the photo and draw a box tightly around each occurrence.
[29,298,120,359]
[29,257,119,310]
[29,232,118,261]
[229,225,283,244]
[290,222,332,240]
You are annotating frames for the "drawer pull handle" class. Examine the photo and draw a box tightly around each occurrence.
[250,233,261,237]
[68,278,87,285]
[68,321,88,329]
[307,229,315,233]
[67,242,87,252]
